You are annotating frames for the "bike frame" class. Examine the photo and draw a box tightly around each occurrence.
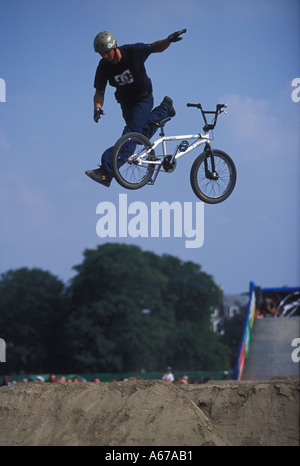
[126,103,227,182]
[131,132,211,167]
[150,133,210,162]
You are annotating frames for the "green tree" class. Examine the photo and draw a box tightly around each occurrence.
[158,254,219,324]
[0,268,67,373]
[155,253,229,370]
[65,244,229,373]
[65,244,175,372]
[0,245,230,375]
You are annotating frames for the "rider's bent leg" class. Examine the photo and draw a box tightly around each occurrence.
[100,96,175,174]
[143,96,175,139]
[100,96,153,173]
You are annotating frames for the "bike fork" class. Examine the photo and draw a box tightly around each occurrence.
[204,143,219,181]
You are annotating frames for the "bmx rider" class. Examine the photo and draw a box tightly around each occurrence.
[85,29,186,187]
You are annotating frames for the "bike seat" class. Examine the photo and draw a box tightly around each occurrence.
[149,116,171,128]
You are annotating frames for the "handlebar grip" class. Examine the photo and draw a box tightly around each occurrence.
[187,103,201,108]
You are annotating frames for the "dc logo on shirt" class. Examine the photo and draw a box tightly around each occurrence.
[115,69,134,86]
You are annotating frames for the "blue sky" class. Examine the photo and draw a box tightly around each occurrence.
[1,0,299,294]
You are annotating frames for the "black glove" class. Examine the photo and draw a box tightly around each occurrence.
[167,29,187,43]
[94,108,104,123]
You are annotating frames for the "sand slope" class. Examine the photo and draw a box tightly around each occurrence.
[0,377,299,446]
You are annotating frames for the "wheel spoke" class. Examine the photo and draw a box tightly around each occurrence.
[191,150,236,204]
[112,133,155,189]
[199,156,232,198]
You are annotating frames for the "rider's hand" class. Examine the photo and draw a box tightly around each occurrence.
[167,29,186,43]
[94,107,104,123]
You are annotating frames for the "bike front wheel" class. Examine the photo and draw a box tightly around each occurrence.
[190,149,236,204]
[111,132,156,190]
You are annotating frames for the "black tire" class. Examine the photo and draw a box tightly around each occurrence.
[190,149,236,204]
[111,132,155,190]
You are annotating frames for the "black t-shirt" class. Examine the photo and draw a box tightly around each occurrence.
[94,43,155,104]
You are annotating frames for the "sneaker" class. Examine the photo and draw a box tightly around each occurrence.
[161,96,176,117]
[85,167,112,187]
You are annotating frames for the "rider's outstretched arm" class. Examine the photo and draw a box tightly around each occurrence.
[152,39,170,53]
[152,29,186,53]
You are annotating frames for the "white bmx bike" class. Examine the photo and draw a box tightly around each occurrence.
[111,102,236,204]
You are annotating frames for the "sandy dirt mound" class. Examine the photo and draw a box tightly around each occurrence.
[0,379,229,446]
[179,376,299,446]
[0,377,299,446]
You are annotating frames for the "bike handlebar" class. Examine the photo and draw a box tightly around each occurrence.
[186,102,228,131]
[187,102,227,111]
[217,103,228,111]
[186,103,201,108]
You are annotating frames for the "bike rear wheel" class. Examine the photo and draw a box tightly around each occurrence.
[111,132,155,190]
[190,149,236,204]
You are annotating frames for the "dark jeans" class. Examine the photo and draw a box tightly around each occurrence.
[101,95,169,173]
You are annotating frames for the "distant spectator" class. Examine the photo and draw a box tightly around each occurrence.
[175,375,189,385]
[35,376,44,383]
[261,298,279,317]
[266,298,279,316]
[46,374,57,383]
[1,375,12,386]
[202,376,214,383]
[93,377,101,383]
[162,366,174,383]
[181,375,189,385]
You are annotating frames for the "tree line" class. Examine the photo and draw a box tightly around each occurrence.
[0,243,231,375]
